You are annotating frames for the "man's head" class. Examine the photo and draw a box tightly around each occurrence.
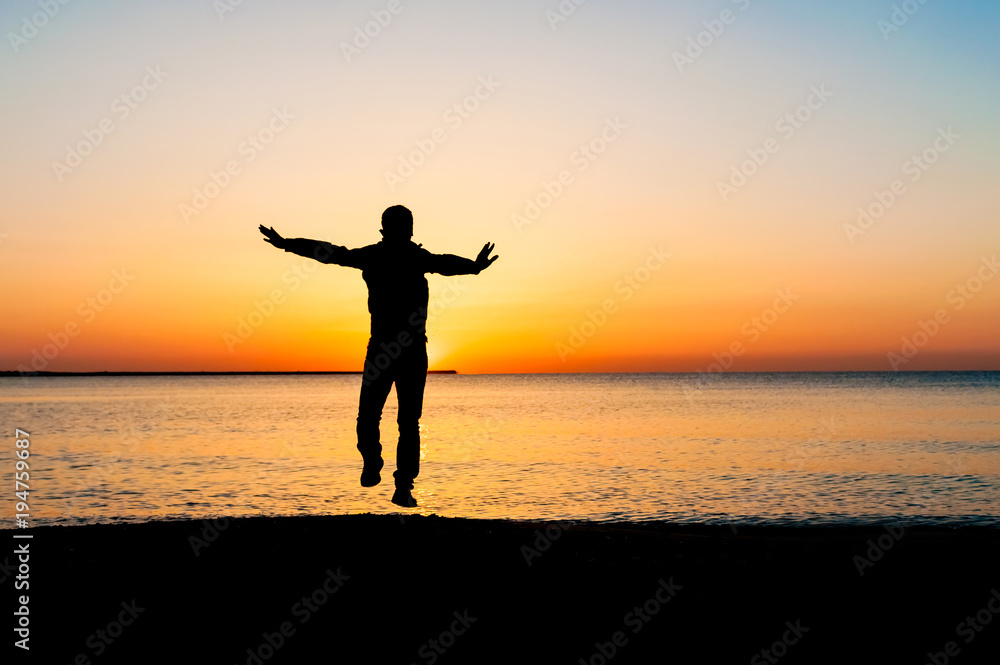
[381,205,413,240]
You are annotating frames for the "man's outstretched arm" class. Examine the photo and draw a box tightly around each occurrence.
[258,225,366,268]
[426,242,499,276]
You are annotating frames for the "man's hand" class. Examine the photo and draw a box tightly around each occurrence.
[259,225,286,249]
[475,242,498,272]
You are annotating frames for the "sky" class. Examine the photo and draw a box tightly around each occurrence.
[1,0,999,373]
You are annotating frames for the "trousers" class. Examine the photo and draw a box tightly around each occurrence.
[356,337,428,490]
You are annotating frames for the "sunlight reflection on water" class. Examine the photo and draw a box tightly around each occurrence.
[2,372,998,527]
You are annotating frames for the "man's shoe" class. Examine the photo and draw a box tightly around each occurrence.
[360,457,383,487]
[391,488,417,508]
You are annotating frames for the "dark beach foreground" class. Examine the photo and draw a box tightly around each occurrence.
[9,515,1000,664]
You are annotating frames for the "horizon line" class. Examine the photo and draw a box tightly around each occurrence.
[3,369,999,378]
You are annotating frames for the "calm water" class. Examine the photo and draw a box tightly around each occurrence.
[1,372,998,527]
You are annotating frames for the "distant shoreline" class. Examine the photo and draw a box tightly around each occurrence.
[2,369,997,377]
[0,370,458,377]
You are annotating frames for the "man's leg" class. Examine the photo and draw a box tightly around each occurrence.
[392,343,428,492]
[357,338,395,486]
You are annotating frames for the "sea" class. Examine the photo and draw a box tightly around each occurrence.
[1,372,998,528]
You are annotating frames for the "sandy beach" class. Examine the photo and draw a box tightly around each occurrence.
[9,515,1000,664]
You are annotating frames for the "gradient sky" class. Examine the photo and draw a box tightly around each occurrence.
[2,0,999,373]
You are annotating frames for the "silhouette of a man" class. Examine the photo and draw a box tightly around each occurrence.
[259,206,497,507]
